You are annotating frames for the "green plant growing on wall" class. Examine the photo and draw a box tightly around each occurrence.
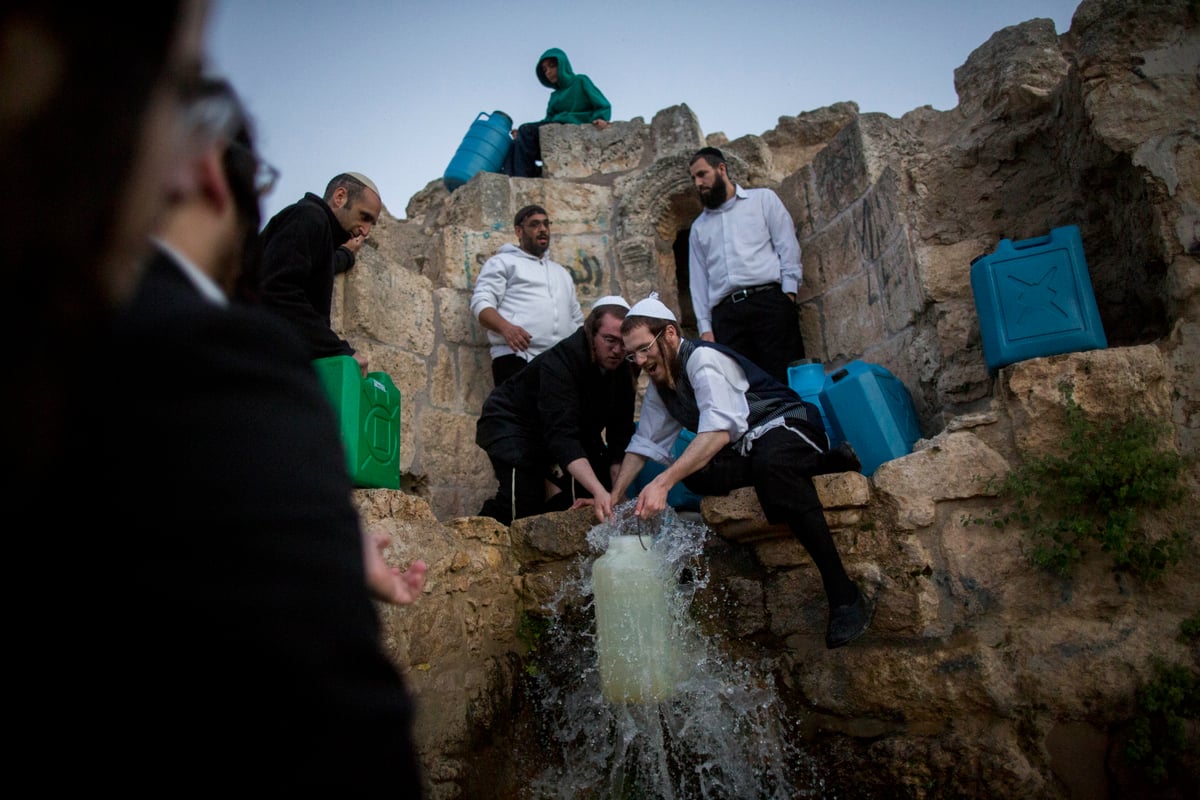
[971,383,1189,581]
[1180,610,1200,644]
[517,611,551,677]
[1126,628,1200,786]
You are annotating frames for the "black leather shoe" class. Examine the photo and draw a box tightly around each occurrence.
[826,586,873,649]
[816,441,862,476]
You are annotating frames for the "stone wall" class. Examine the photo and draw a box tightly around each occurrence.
[346,1,1200,797]
[332,0,1197,522]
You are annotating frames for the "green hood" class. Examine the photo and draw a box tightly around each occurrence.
[535,47,611,126]
[537,47,574,89]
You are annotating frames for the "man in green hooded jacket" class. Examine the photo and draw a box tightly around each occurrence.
[502,48,611,178]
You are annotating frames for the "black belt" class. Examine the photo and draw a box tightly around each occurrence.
[717,283,779,306]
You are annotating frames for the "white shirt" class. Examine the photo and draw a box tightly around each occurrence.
[687,184,802,336]
[626,346,750,464]
[469,242,584,362]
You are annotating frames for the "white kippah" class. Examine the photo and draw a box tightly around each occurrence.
[345,171,380,197]
[627,292,677,322]
[591,295,630,311]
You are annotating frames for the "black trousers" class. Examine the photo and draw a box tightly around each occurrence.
[478,452,611,526]
[682,421,856,607]
[491,354,527,387]
[711,285,804,385]
[500,122,543,178]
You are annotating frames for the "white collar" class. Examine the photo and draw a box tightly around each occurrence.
[152,237,228,307]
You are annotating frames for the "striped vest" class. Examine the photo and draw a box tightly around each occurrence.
[658,339,822,439]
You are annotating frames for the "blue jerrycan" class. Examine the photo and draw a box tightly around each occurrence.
[443,110,513,192]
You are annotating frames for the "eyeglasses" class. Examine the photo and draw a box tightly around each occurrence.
[182,88,279,198]
[598,333,623,349]
[251,152,280,197]
[521,218,552,231]
[624,330,664,362]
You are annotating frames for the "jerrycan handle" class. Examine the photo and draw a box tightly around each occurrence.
[1010,231,1053,250]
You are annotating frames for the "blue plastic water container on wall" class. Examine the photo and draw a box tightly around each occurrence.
[629,428,703,511]
[970,224,1107,373]
[311,356,402,489]
[443,110,513,193]
[818,360,922,477]
[786,361,840,448]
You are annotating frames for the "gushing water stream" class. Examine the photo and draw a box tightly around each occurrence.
[520,502,830,799]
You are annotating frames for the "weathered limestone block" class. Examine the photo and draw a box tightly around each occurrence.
[341,246,436,356]
[436,170,512,229]
[875,212,923,335]
[724,575,767,637]
[613,236,659,304]
[460,345,494,415]
[761,101,859,181]
[1000,345,1173,458]
[366,214,433,278]
[720,133,775,188]
[798,113,901,232]
[952,17,1068,121]
[935,352,992,408]
[550,230,612,302]
[613,155,693,228]
[700,472,871,545]
[765,566,827,638]
[775,167,818,239]
[436,224,509,291]
[1073,0,1199,151]
[873,430,1011,530]
[649,103,705,160]
[434,287,482,347]
[918,239,992,303]
[518,560,589,616]
[796,206,870,297]
[509,506,593,566]
[933,298,980,359]
[418,407,490,488]
[510,180,613,234]
[822,270,886,361]
[540,118,649,179]
[353,493,523,793]
[1165,318,1200,454]
[801,637,1011,720]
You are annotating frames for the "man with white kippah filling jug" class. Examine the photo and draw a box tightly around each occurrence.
[612,293,871,650]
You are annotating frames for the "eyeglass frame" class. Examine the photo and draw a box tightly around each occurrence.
[226,140,279,197]
[624,329,665,362]
[182,88,279,198]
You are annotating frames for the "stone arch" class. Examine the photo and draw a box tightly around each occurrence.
[613,151,769,335]
[612,155,695,318]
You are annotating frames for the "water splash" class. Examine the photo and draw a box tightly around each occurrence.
[521,501,828,799]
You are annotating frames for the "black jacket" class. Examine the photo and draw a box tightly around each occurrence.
[257,192,354,359]
[476,326,635,471]
[97,248,422,792]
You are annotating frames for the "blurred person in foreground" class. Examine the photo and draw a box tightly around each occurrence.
[104,75,428,791]
[3,0,209,514]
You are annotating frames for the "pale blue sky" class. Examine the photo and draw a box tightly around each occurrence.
[207,0,1081,223]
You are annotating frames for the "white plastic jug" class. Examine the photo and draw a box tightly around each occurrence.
[592,534,681,703]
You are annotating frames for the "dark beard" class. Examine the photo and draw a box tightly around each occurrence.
[699,179,728,210]
[647,336,681,393]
